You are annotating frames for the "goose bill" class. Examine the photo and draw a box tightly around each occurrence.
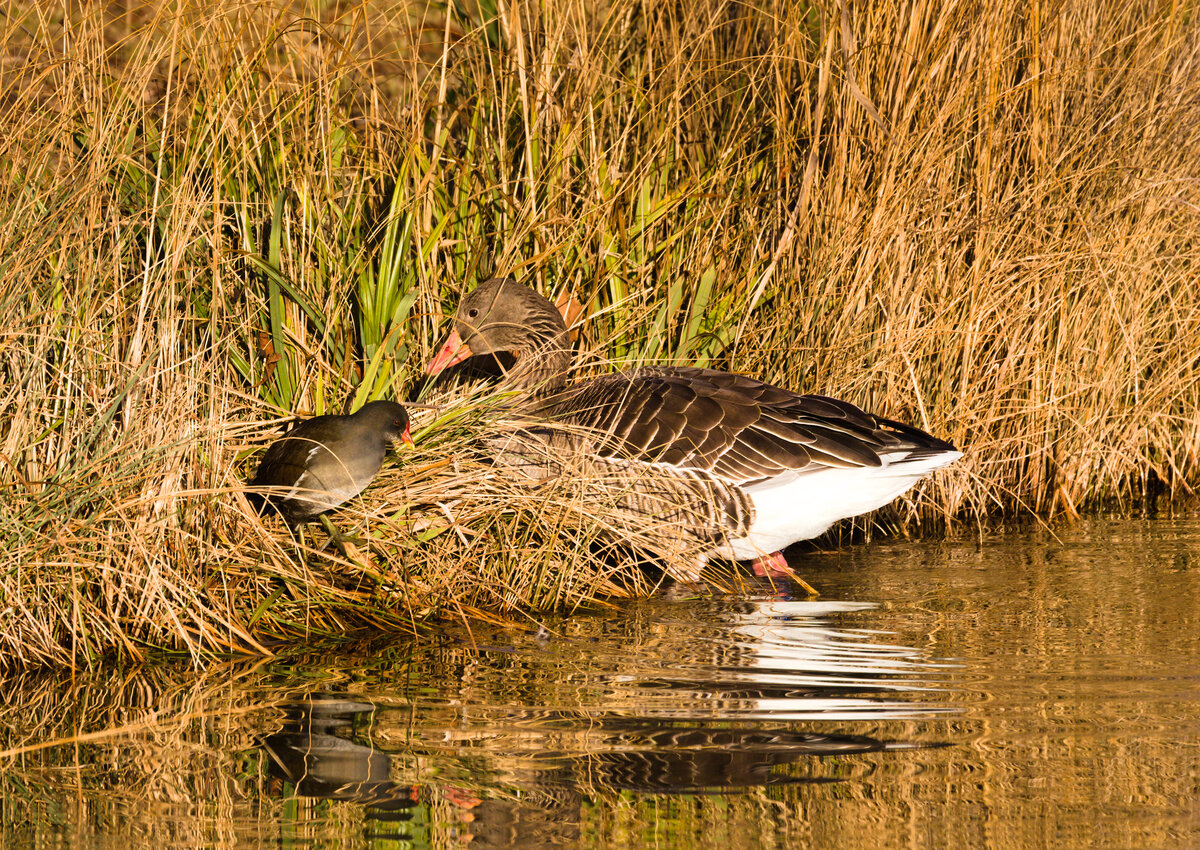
[426,328,474,375]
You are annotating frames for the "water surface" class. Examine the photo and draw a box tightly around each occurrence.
[3,515,1199,848]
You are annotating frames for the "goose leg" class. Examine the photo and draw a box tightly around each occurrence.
[750,551,790,577]
[751,551,819,597]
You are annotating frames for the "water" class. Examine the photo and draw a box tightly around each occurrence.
[3,515,1200,848]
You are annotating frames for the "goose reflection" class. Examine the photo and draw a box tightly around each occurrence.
[261,697,934,848]
[259,595,955,845]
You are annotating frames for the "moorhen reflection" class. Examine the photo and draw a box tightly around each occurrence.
[260,698,419,810]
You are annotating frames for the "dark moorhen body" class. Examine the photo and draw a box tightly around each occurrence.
[425,278,961,582]
[250,400,413,524]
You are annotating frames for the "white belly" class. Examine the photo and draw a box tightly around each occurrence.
[714,450,962,560]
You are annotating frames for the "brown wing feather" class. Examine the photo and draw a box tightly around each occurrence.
[536,366,955,486]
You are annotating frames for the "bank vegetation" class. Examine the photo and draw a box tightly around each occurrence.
[1,0,1197,666]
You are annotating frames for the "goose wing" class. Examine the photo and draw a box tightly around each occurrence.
[537,366,955,486]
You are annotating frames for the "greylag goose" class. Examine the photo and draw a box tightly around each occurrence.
[425,278,960,580]
[250,400,413,525]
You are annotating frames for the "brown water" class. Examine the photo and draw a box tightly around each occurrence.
[3,515,1200,848]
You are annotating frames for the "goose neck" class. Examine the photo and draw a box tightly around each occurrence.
[507,342,571,394]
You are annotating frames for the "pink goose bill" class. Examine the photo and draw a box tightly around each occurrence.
[426,328,474,375]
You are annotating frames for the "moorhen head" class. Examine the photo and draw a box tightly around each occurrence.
[250,400,413,525]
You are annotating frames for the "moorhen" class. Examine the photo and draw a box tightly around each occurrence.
[426,278,960,581]
[250,400,413,525]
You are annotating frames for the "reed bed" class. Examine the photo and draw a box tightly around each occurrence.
[0,0,1197,667]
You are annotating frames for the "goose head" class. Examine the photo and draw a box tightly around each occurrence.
[426,277,572,390]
